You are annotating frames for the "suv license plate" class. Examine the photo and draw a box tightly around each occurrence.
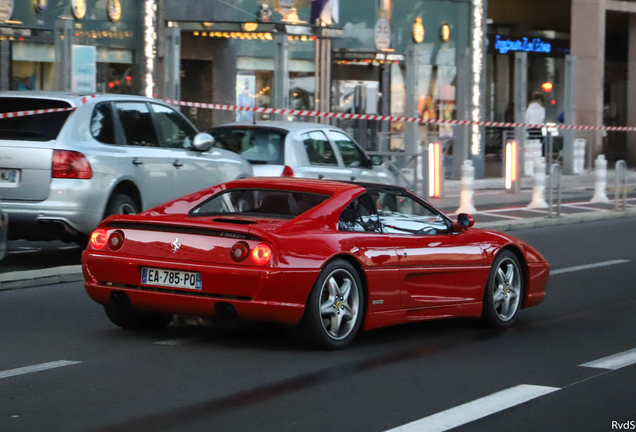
[141,268,202,290]
[0,169,19,187]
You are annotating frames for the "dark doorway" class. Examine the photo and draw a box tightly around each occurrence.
[181,59,213,131]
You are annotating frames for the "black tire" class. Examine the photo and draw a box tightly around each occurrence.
[296,259,365,350]
[104,304,173,331]
[481,250,524,329]
[105,193,139,219]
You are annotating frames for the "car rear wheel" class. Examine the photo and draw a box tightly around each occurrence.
[482,250,524,328]
[104,304,173,331]
[298,259,365,349]
[105,193,139,218]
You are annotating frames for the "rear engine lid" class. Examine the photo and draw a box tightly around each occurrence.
[0,98,74,201]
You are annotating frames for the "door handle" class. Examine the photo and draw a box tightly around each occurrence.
[350,176,356,181]
[132,158,143,166]
[318,174,324,179]
[173,160,184,168]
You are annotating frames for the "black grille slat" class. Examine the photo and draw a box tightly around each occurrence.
[101,282,252,301]
[105,222,260,241]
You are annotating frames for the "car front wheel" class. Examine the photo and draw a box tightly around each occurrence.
[482,250,524,328]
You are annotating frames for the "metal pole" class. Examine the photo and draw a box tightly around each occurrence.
[615,160,627,211]
[562,54,577,174]
[55,18,73,91]
[163,27,181,101]
[273,33,289,121]
[549,163,562,217]
[0,39,10,91]
[514,51,528,193]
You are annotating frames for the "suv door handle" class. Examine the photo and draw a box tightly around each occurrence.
[173,160,184,168]
[318,174,324,179]
[350,176,356,181]
[132,158,143,166]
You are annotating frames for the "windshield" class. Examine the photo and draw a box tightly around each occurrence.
[0,98,72,141]
[210,127,287,165]
[191,189,329,219]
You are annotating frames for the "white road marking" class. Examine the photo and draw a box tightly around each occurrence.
[58,245,80,250]
[0,360,81,380]
[476,212,523,220]
[384,384,559,432]
[550,259,630,275]
[563,204,610,212]
[154,338,198,346]
[8,250,40,255]
[580,348,636,370]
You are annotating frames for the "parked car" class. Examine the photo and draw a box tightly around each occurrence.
[82,177,549,349]
[0,92,252,244]
[208,122,397,185]
[0,201,7,261]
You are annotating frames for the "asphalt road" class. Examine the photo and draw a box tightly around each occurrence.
[1,219,636,431]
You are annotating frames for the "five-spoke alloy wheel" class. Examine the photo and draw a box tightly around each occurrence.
[299,259,365,349]
[482,250,524,328]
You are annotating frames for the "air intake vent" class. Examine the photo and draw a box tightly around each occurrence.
[214,218,256,225]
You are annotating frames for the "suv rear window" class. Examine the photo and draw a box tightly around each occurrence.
[0,98,72,141]
[191,189,329,219]
[210,127,287,165]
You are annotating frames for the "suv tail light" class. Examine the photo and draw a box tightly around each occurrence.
[281,165,294,178]
[90,229,108,249]
[52,150,93,179]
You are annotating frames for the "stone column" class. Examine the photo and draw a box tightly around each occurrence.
[571,0,606,156]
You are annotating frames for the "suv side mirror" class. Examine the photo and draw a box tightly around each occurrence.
[457,213,475,229]
[371,155,383,166]
[192,133,215,152]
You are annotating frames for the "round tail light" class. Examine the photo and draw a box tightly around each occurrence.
[108,230,125,251]
[231,241,250,262]
[90,229,108,249]
[252,244,272,265]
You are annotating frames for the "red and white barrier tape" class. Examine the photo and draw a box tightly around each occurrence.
[0,94,634,133]
[164,99,636,133]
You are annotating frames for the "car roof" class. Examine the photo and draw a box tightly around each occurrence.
[0,91,161,107]
[210,121,343,133]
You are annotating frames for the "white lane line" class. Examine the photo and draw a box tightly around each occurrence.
[550,259,630,275]
[0,360,81,380]
[58,245,80,250]
[385,384,559,432]
[580,348,636,370]
[475,212,523,220]
[154,338,198,346]
[563,204,610,212]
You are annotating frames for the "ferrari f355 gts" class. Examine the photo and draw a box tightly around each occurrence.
[82,178,549,349]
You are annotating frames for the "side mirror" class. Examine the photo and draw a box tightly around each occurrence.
[371,155,383,166]
[457,213,475,229]
[192,132,215,152]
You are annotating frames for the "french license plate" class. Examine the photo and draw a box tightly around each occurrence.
[141,267,202,290]
[0,169,19,186]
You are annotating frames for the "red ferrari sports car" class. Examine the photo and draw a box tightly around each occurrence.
[82,178,549,349]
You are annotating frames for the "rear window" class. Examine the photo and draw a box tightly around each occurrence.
[191,189,329,219]
[0,98,72,141]
[210,128,287,165]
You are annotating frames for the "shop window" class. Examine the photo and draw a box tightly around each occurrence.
[302,131,338,166]
[115,103,159,147]
[90,103,116,145]
[151,104,197,149]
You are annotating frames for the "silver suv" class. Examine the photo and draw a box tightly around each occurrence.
[0,92,252,243]
[208,122,397,185]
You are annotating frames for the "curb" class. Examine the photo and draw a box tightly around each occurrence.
[477,208,636,232]
[1,209,636,291]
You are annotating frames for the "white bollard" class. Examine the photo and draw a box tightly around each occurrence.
[528,156,549,208]
[456,160,477,214]
[573,139,586,174]
[590,154,610,203]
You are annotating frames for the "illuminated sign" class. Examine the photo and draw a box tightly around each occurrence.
[144,0,157,97]
[413,17,424,44]
[505,140,518,190]
[495,35,551,55]
[428,142,442,198]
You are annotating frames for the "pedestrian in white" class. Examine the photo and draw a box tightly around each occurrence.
[525,92,546,127]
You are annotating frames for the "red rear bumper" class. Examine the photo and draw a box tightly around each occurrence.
[83,251,320,326]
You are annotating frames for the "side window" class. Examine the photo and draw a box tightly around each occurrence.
[372,189,451,235]
[328,130,367,167]
[338,193,383,233]
[90,103,116,144]
[302,131,338,166]
[114,102,159,147]
[150,104,198,149]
